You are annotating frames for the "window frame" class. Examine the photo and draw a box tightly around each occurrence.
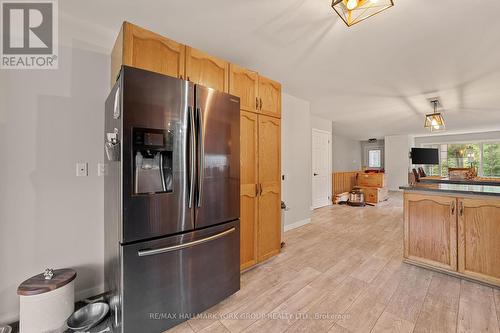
[420,139,500,178]
[368,149,382,168]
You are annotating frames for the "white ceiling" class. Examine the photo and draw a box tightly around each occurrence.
[61,0,500,140]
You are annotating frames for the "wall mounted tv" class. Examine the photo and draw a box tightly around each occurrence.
[411,148,439,165]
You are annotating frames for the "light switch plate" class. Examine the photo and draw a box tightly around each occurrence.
[76,162,88,177]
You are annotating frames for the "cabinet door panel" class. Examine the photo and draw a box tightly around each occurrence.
[258,115,281,261]
[240,111,259,270]
[404,193,457,271]
[458,198,500,285]
[122,22,185,79]
[229,64,259,113]
[186,47,229,92]
[258,75,281,118]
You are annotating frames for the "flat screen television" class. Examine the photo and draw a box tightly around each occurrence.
[411,148,439,165]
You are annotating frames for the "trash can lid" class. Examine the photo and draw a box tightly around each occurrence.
[17,269,76,296]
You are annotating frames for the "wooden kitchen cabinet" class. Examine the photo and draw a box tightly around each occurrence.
[239,112,282,269]
[111,22,185,86]
[229,64,259,113]
[258,75,281,118]
[110,22,283,270]
[458,198,500,285]
[404,193,457,271]
[240,111,259,270]
[185,47,229,92]
[257,115,281,261]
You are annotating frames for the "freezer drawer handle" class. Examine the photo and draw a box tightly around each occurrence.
[137,227,236,257]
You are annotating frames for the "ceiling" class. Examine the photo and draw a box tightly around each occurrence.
[61,0,500,140]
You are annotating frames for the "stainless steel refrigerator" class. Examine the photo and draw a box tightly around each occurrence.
[104,66,240,333]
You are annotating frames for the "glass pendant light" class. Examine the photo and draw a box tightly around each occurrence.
[332,0,394,27]
[424,100,446,132]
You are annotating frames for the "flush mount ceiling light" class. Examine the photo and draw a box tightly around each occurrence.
[331,0,394,27]
[424,99,446,132]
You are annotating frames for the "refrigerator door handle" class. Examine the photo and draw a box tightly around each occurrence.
[159,152,167,192]
[137,227,236,257]
[196,107,204,208]
[188,106,196,208]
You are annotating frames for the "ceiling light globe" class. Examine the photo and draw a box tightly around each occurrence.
[346,0,358,10]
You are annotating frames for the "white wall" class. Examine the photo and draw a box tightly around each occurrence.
[384,135,415,191]
[281,93,312,229]
[0,18,113,323]
[332,135,362,172]
[311,115,333,133]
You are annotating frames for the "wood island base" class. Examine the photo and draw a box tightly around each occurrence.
[401,185,500,288]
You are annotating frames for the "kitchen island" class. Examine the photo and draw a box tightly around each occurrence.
[400,183,500,287]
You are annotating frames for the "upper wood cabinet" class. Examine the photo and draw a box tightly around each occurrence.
[186,47,229,92]
[229,64,259,113]
[404,193,457,271]
[458,198,500,285]
[110,22,282,270]
[240,111,259,270]
[257,115,281,261]
[258,75,281,118]
[230,65,281,118]
[111,22,185,86]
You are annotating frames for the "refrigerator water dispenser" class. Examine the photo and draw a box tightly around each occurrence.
[133,128,173,194]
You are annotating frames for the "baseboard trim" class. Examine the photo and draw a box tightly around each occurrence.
[76,283,105,301]
[284,218,311,232]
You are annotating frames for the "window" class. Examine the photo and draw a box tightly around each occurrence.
[368,149,381,168]
[447,144,480,170]
[421,142,500,178]
[483,143,500,177]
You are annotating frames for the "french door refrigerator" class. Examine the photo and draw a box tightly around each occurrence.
[104,66,240,333]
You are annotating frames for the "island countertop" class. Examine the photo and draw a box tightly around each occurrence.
[399,182,500,197]
[419,176,500,186]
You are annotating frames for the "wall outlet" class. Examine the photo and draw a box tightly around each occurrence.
[98,163,108,176]
[76,162,88,177]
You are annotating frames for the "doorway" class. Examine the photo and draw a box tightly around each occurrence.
[312,129,332,209]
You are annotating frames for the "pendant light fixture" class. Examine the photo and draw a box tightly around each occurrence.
[331,0,394,27]
[424,99,446,132]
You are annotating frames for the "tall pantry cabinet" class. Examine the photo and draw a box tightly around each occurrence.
[111,22,282,271]
[230,64,282,269]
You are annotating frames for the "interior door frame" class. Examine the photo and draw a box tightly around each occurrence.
[312,128,332,209]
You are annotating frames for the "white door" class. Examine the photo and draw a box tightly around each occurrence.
[312,129,332,209]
